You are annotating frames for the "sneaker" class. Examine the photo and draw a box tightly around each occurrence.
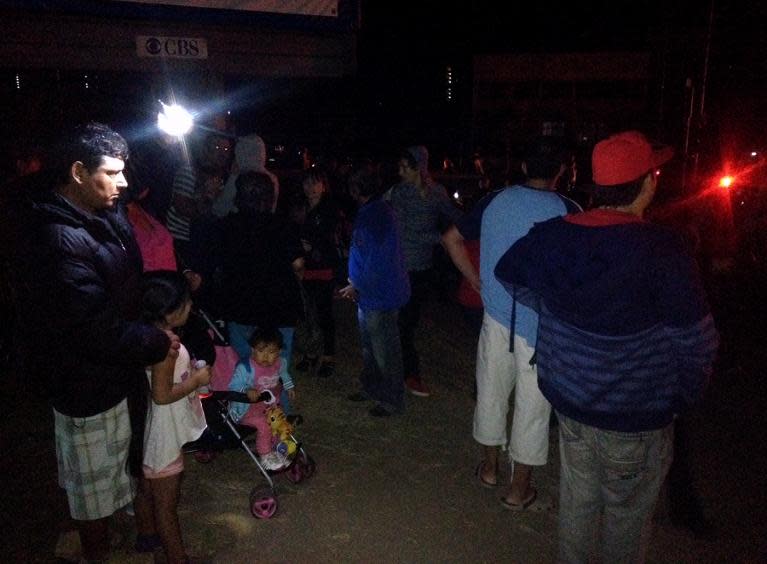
[259,451,288,471]
[347,392,369,402]
[405,376,431,397]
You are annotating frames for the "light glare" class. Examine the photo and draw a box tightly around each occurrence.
[157,102,194,137]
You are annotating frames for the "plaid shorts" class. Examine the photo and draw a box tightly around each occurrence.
[54,399,134,520]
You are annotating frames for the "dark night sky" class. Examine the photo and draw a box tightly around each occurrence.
[358,0,766,82]
[353,0,766,151]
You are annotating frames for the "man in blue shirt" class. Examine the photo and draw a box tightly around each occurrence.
[442,138,579,510]
[340,168,411,417]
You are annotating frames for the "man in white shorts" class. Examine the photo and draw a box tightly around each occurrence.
[442,138,580,510]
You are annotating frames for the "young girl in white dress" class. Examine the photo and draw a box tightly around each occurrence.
[133,271,211,564]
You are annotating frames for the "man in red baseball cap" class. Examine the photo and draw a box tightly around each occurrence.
[591,130,674,187]
[494,130,719,562]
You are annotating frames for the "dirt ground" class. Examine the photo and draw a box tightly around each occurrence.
[2,295,766,563]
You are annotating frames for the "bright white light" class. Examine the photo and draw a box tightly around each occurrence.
[15,73,20,90]
[157,102,194,137]
[453,191,460,200]
[751,151,758,157]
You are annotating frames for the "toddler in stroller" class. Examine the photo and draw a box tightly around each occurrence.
[228,326,296,470]
[186,323,315,518]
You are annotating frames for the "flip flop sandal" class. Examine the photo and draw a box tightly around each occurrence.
[475,461,499,489]
[499,487,553,512]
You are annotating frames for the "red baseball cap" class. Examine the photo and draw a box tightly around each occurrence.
[592,131,674,186]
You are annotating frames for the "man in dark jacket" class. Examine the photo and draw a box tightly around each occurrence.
[9,122,174,562]
[495,131,719,563]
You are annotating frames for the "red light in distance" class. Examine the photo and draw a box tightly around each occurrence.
[719,176,734,189]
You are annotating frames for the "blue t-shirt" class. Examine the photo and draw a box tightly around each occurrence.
[457,185,580,345]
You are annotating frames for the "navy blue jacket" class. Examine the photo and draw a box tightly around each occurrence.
[10,183,169,417]
[495,210,719,432]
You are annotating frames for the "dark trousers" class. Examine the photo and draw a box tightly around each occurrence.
[398,269,431,379]
[358,307,404,412]
[304,279,336,357]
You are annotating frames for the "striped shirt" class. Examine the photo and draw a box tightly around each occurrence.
[165,164,197,242]
[536,307,718,431]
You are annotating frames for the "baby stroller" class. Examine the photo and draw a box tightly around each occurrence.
[183,311,316,519]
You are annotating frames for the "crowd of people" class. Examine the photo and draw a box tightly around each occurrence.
[0,119,719,563]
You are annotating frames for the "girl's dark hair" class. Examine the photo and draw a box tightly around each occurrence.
[591,171,650,207]
[247,326,284,349]
[140,270,191,324]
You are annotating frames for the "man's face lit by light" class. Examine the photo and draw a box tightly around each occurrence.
[74,156,127,212]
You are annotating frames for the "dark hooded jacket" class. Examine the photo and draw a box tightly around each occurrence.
[494,211,719,432]
[215,209,304,328]
[7,177,169,417]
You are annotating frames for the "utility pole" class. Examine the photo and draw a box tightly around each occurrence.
[682,78,696,191]
[691,0,716,185]
[699,0,716,124]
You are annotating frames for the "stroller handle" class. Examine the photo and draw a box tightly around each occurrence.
[207,390,273,404]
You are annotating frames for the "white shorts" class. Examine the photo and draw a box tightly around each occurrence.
[472,313,551,466]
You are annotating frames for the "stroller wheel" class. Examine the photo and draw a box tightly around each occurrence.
[286,462,304,484]
[249,486,278,519]
[193,450,216,464]
[301,455,316,480]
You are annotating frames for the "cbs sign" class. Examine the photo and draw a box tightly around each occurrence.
[136,36,208,59]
